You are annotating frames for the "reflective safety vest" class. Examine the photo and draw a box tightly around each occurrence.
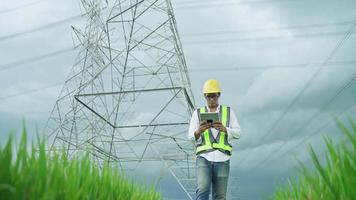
[196,106,232,156]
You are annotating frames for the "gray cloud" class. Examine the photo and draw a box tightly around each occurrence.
[1,0,356,199]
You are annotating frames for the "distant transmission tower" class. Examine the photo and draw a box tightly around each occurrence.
[45,0,197,198]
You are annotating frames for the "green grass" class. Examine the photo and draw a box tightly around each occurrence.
[270,119,356,200]
[0,126,161,200]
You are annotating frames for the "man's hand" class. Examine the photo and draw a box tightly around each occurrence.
[213,121,227,133]
[194,121,211,139]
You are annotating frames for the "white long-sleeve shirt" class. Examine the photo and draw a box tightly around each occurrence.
[188,105,241,162]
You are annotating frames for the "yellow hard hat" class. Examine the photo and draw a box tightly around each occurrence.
[202,79,221,94]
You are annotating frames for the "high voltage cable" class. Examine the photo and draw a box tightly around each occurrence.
[0,0,296,17]
[0,0,328,42]
[182,21,355,36]
[0,82,63,101]
[256,73,356,167]
[191,60,356,71]
[0,0,297,15]
[0,0,50,14]
[0,31,354,68]
[0,20,354,103]
[1,60,354,102]
[261,21,356,140]
[173,0,231,5]
[239,78,356,169]
[174,0,298,9]
[1,18,354,43]
[184,31,356,44]
[1,22,355,72]
[0,47,75,72]
[1,44,355,73]
[239,20,356,165]
[0,14,82,41]
[278,107,355,175]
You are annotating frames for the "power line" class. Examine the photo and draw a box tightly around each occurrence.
[1,20,355,72]
[184,31,356,44]
[0,82,63,101]
[239,20,356,165]
[0,23,355,72]
[0,60,354,109]
[256,72,356,166]
[0,1,346,42]
[0,47,75,72]
[173,0,227,5]
[182,20,355,37]
[0,0,197,16]
[0,14,82,41]
[278,107,355,175]
[190,60,356,72]
[0,0,50,14]
[239,78,355,169]
[1,44,355,73]
[0,6,353,43]
[174,0,298,10]
[0,0,295,17]
[260,21,356,141]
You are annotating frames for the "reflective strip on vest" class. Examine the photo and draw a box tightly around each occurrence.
[196,107,215,153]
[196,106,232,155]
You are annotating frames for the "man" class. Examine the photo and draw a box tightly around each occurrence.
[188,79,241,200]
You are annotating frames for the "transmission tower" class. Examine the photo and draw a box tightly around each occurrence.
[45,0,198,198]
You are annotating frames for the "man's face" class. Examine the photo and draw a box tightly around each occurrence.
[205,93,220,108]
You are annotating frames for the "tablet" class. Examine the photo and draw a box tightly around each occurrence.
[199,112,219,124]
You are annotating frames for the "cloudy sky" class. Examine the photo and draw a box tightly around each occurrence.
[1,0,356,199]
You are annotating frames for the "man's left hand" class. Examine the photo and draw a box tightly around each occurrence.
[213,121,227,133]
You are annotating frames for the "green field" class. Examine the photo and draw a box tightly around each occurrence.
[0,127,161,200]
[2,119,355,200]
[271,119,356,200]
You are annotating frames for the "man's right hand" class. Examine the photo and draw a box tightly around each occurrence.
[194,121,211,140]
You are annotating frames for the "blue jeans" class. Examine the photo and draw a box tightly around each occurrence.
[196,156,230,200]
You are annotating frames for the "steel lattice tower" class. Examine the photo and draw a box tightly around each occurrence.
[45,0,198,198]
